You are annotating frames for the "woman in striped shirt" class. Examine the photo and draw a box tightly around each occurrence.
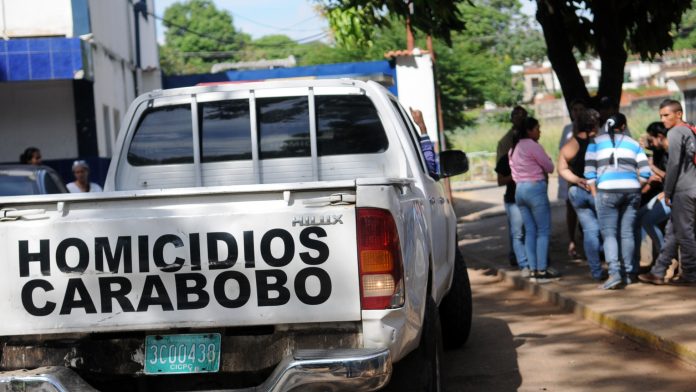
[584,113,651,290]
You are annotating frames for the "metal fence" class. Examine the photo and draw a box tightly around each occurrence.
[457,151,496,182]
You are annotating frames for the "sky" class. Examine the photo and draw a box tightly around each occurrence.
[153,0,329,44]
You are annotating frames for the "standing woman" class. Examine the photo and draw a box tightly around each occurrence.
[510,117,555,282]
[557,109,605,281]
[19,147,42,165]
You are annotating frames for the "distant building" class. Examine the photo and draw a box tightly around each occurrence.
[518,52,696,105]
[0,0,161,183]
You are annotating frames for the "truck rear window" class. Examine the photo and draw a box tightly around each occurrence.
[316,95,388,155]
[128,105,193,166]
[258,96,310,159]
[126,94,388,166]
[200,100,252,162]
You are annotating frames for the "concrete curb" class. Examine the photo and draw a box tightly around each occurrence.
[491,267,696,367]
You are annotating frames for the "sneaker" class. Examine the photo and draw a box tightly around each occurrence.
[520,268,531,278]
[602,274,623,290]
[535,270,554,284]
[637,273,666,285]
[592,270,609,282]
[529,270,538,282]
[545,267,562,279]
[625,274,640,285]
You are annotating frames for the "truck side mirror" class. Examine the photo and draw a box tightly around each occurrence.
[439,150,469,178]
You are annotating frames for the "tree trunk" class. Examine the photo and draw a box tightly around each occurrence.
[593,1,628,108]
[536,0,590,111]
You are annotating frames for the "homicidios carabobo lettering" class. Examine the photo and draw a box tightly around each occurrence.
[18,227,332,316]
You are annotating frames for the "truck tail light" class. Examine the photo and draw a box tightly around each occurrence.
[357,208,405,309]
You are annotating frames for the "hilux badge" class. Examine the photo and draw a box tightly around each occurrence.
[292,215,343,227]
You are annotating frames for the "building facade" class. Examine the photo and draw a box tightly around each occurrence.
[0,0,160,183]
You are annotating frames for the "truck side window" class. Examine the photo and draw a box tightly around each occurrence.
[127,105,193,166]
[389,99,427,173]
[257,96,310,159]
[200,100,252,162]
[315,95,388,156]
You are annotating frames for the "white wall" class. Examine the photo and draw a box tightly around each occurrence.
[88,0,160,157]
[0,80,77,162]
[394,51,439,144]
[0,0,73,37]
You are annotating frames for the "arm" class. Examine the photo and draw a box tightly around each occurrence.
[495,155,512,186]
[663,130,684,200]
[557,140,588,189]
[497,172,512,186]
[410,107,427,135]
[635,146,652,185]
[531,142,555,174]
[584,140,598,193]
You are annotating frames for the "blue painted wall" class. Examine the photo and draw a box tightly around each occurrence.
[163,60,398,95]
[0,38,83,82]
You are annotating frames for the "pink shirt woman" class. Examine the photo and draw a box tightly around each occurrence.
[509,139,554,183]
[508,117,555,281]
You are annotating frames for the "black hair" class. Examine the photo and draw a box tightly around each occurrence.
[659,98,683,112]
[646,121,667,137]
[511,117,539,157]
[606,113,627,131]
[574,108,600,134]
[19,147,40,164]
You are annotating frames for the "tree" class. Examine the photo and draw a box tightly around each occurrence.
[674,0,696,50]
[320,0,535,128]
[319,0,468,46]
[536,0,693,109]
[322,0,695,113]
[160,0,250,74]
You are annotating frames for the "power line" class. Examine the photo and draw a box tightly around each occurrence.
[152,11,328,49]
[229,11,323,32]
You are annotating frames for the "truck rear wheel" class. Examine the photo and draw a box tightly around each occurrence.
[385,296,443,391]
[439,246,473,349]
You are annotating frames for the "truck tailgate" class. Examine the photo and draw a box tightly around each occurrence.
[0,187,360,335]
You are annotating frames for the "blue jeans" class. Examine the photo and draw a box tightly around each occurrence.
[635,194,671,268]
[505,202,528,269]
[595,191,641,278]
[515,181,550,272]
[568,186,603,279]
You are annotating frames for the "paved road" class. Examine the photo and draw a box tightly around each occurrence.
[441,268,696,391]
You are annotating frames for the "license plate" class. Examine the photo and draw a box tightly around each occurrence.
[144,333,221,375]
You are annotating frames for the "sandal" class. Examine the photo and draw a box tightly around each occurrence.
[568,242,579,259]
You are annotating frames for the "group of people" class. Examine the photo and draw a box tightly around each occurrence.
[19,147,102,193]
[496,98,696,289]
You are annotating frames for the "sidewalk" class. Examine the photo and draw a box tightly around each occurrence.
[455,181,696,366]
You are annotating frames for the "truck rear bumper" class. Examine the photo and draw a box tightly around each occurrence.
[0,348,391,392]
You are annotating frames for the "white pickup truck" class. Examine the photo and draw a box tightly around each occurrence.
[0,79,471,391]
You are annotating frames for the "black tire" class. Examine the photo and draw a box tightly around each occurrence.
[385,297,444,392]
[439,246,473,349]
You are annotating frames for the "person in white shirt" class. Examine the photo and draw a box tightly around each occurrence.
[66,160,103,193]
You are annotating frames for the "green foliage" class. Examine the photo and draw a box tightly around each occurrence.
[326,7,375,50]
[320,0,466,46]
[674,0,696,50]
[160,0,249,74]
